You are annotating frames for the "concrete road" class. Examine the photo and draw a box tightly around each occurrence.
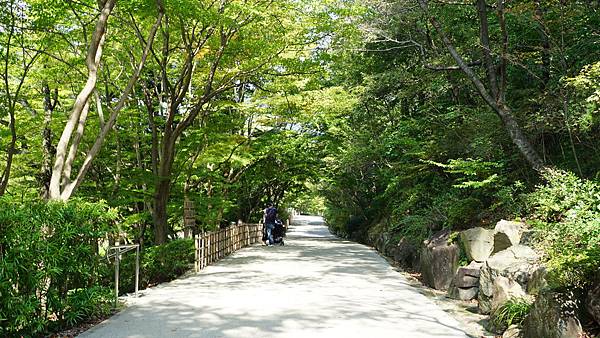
[80,215,468,338]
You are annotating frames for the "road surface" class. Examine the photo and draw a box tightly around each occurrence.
[80,215,468,338]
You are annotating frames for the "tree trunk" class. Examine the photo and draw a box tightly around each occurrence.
[152,135,176,244]
[417,0,546,171]
[153,180,170,245]
[49,0,115,200]
[0,106,17,196]
[476,0,499,99]
[48,0,163,200]
[40,82,57,198]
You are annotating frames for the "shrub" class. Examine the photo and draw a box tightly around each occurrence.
[390,214,432,246]
[445,197,483,228]
[0,198,116,336]
[113,239,195,294]
[528,169,600,289]
[63,286,113,327]
[143,239,195,285]
[491,297,533,332]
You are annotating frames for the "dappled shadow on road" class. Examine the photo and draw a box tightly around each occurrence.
[80,215,467,338]
[99,293,467,338]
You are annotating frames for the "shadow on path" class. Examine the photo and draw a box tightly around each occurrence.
[79,215,468,338]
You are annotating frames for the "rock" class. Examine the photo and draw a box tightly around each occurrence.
[448,285,479,301]
[465,260,484,272]
[587,282,600,325]
[374,232,390,254]
[519,229,538,246]
[390,237,418,269]
[460,227,494,262]
[448,261,482,300]
[527,266,548,295]
[502,325,522,338]
[478,245,539,314]
[493,220,524,253]
[455,273,479,288]
[523,291,583,338]
[454,261,483,287]
[491,276,527,313]
[420,229,460,290]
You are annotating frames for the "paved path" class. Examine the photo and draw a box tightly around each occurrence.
[80,216,468,338]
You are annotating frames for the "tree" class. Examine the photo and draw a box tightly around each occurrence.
[139,0,313,243]
[415,0,545,170]
[0,0,40,195]
[47,0,163,200]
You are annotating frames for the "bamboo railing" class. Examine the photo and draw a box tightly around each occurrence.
[193,222,263,272]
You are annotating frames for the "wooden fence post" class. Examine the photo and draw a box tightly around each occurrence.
[200,233,205,270]
[208,233,212,264]
[183,197,195,238]
[246,223,249,246]
[194,234,199,272]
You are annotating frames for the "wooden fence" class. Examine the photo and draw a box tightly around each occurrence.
[193,222,263,272]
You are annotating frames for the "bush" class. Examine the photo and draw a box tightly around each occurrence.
[445,197,483,228]
[390,214,432,246]
[143,239,195,285]
[63,286,113,327]
[114,239,195,294]
[0,198,116,336]
[491,297,533,332]
[528,169,600,289]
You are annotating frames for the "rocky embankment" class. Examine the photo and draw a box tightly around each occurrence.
[369,220,599,338]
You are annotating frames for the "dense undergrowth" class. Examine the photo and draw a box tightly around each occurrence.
[528,170,600,291]
[0,199,195,336]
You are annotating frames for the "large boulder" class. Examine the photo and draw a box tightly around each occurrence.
[420,229,460,290]
[587,281,600,325]
[478,245,539,314]
[493,220,524,253]
[460,227,494,262]
[522,291,583,338]
[491,276,527,313]
[389,237,418,269]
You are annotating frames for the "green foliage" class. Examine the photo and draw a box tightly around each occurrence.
[390,215,432,246]
[115,239,195,294]
[0,198,116,336]
[63,286,113,327]
[564,61,600,132]
[491,181,526,217]
[528,169,600,289]
[490,297,533,332]
[446,197,484,228]
[319,1,600,289]
[426,158,503,190]
[1,0,599,332]
[286,189,326,216]
[142,239,195,286]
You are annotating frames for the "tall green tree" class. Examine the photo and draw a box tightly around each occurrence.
[48,0,163,200]
[138,0,317,243]
[0,0,40,195]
